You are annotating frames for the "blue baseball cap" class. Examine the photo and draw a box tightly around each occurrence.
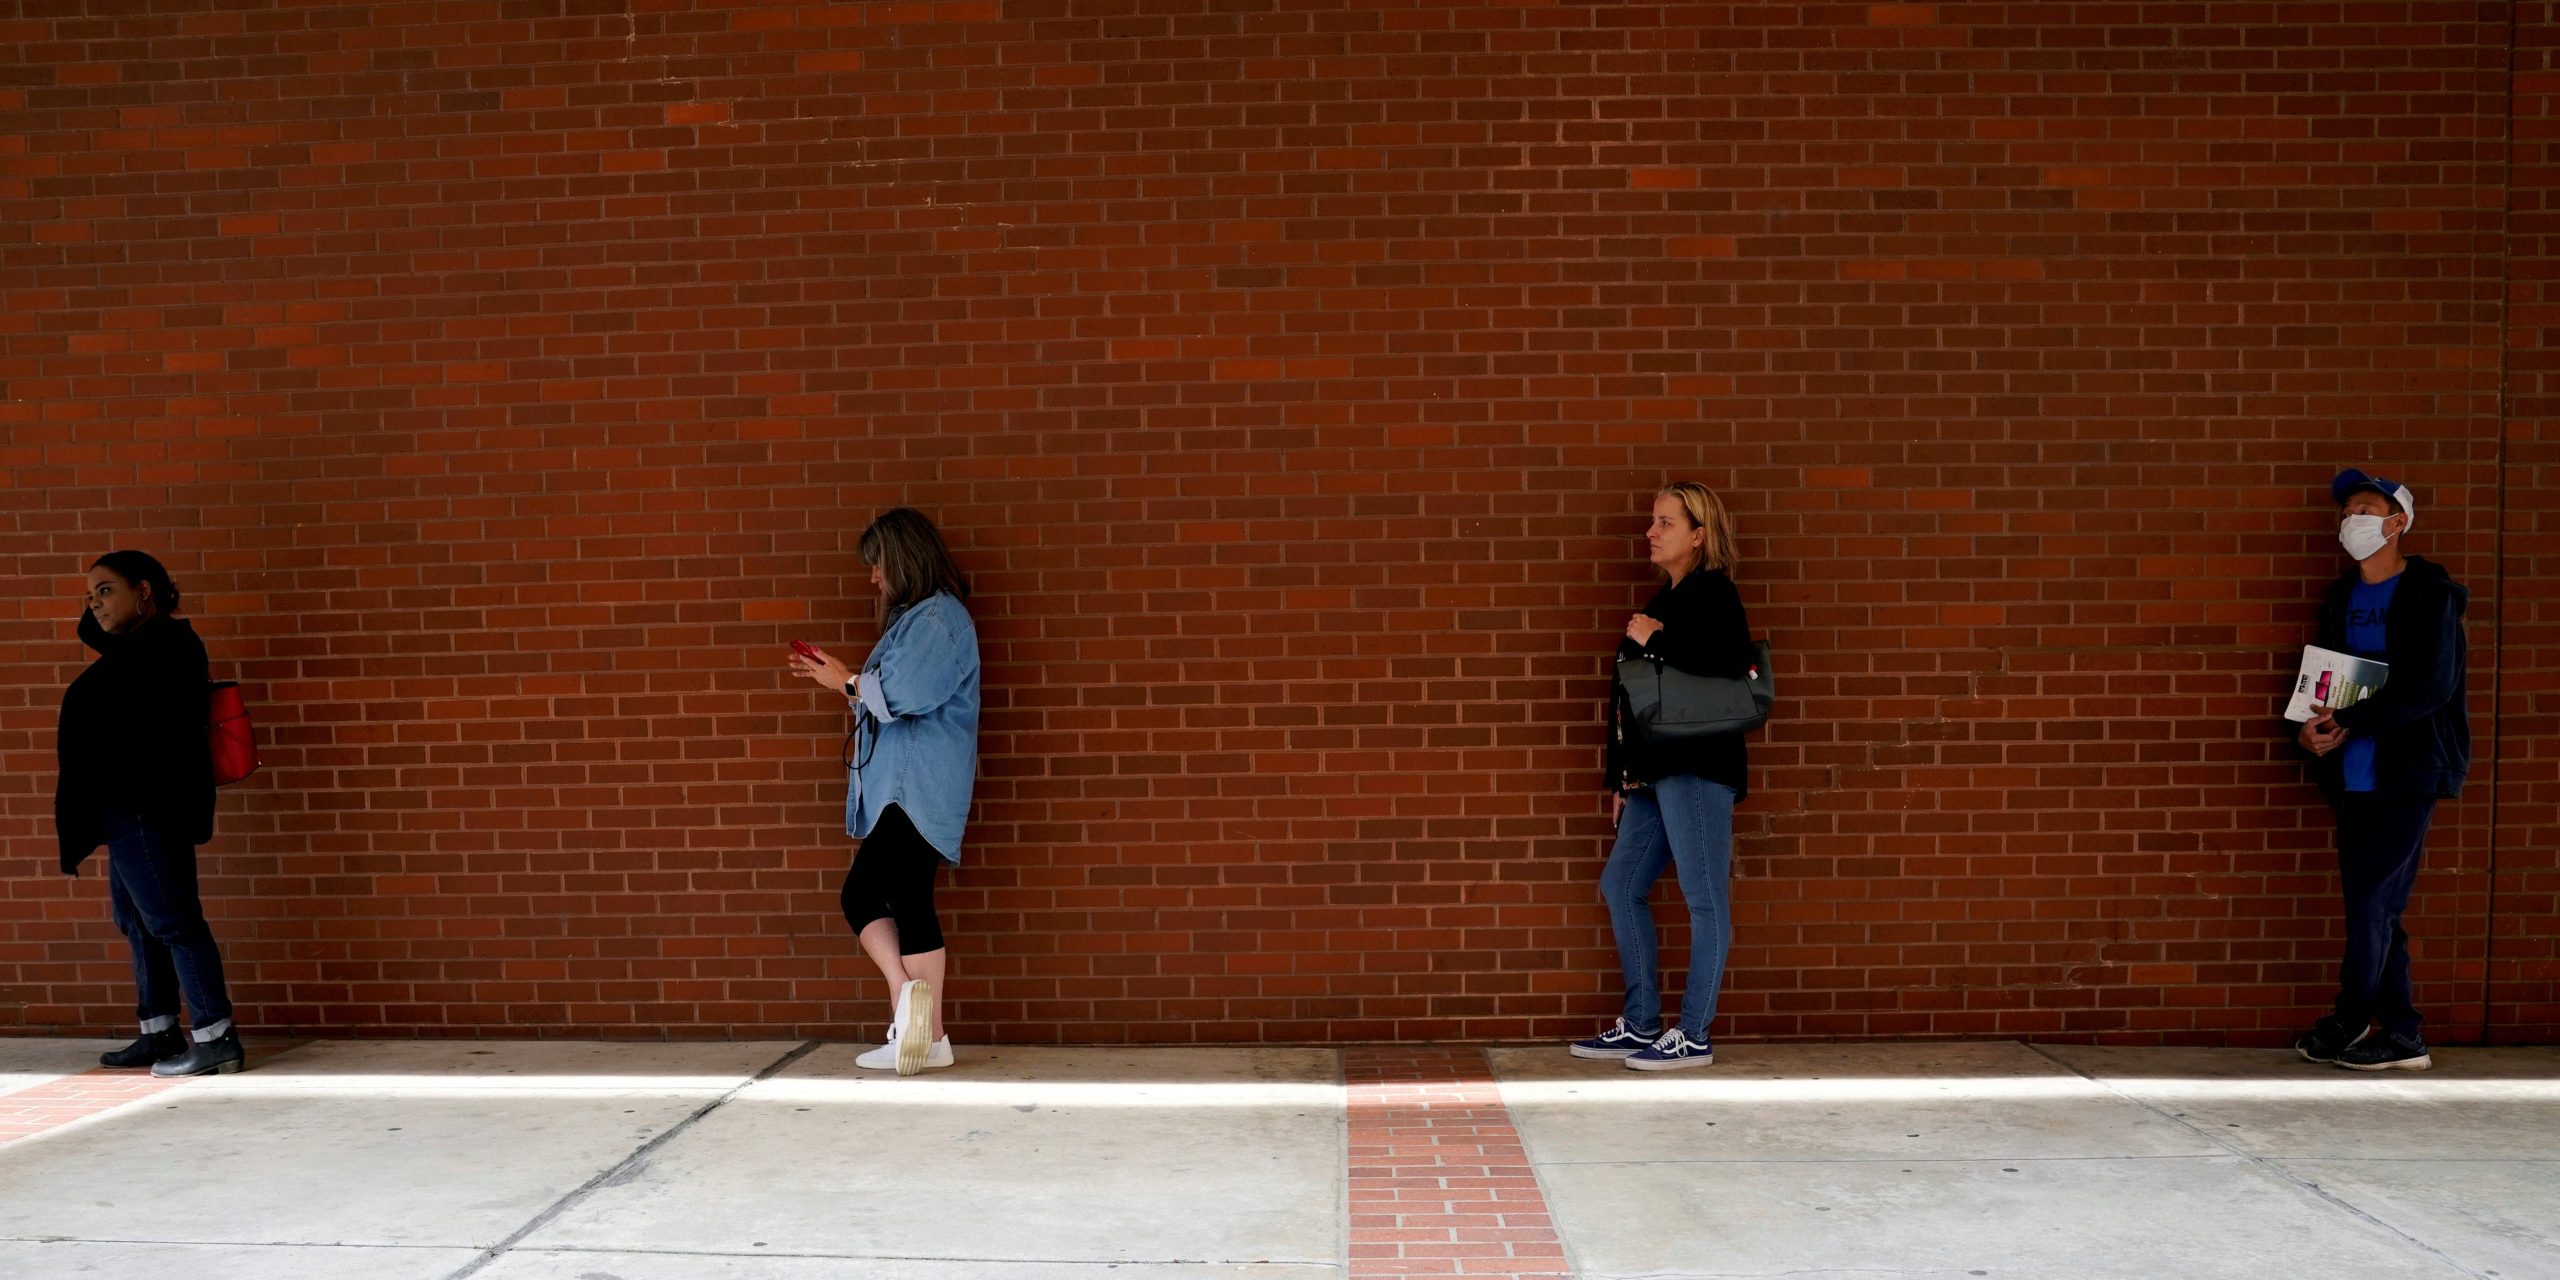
[2331,468,2415,531]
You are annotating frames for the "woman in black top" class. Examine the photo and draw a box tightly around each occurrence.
[54,551,243,1076]
[1570,482,1757,1070]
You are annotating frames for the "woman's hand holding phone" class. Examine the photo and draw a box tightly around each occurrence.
[788,641,854,694]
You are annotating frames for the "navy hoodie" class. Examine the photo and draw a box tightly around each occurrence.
[2302,555,2471,800]
[53,612,215,874]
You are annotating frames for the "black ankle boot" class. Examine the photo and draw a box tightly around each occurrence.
[100,1029,185,1069]
[149,1029,246,1078]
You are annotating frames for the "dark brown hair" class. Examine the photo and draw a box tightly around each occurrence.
[91,550,182,614]
[857,508,970,612]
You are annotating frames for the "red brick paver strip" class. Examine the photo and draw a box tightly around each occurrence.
[1344,1046,1571,1279]
[0,1069,184,1147]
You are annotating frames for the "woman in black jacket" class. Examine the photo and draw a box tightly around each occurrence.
[54,551,243,1076]
[1570,482,1758,1070]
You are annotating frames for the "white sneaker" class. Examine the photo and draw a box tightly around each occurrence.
[1624,1027,1715,1071]
[895,979,935,1076]
[853,1031,954,1072]
[854,1025,900,1071]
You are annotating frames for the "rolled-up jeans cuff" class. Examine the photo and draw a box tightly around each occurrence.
[138,1015,177,1035]
[191,1018,232,1042]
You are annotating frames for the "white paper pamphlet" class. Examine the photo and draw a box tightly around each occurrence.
[2285,645,2389,722]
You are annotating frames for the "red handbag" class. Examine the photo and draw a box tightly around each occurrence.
[208,680,260,785]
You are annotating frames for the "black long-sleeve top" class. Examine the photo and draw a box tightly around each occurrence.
[54,612,215,874]
[1607,568,1756,800]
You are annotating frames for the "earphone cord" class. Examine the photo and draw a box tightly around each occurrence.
[842,707,879,773]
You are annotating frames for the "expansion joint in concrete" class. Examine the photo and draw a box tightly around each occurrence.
[440,1039,823,1280]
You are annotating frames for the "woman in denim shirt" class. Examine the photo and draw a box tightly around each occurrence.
[791,509,981,1075]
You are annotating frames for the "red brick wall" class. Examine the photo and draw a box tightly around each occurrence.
[2500,3,2560,1045]
[1,1,2550,1045]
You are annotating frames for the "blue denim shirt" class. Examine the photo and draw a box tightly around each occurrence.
[846,591,980,863]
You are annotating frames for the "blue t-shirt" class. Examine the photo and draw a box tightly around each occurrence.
[2339,573,2401,792]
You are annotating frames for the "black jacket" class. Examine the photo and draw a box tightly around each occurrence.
[1608,568,1756,800]
[2303,555,2471,800]
[54,612,215,874]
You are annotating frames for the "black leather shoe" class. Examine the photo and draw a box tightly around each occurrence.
[149,1029,246,1078]
[99,1029,185,1069]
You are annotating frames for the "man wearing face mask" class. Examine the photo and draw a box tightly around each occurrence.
[2290,470,2470,1072]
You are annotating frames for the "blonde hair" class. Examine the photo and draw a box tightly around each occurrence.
[1658,481,1738,575]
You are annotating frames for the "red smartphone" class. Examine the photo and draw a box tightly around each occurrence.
[789,639,820,662]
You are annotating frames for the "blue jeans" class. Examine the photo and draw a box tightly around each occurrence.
[104,813,233,1037]
[2332,793,2434,1039]
[1601,774,1736,1041]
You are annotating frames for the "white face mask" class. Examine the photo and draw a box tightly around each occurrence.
[2339,514,2393,561]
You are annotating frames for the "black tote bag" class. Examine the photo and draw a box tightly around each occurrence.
[1614,639,1775,748]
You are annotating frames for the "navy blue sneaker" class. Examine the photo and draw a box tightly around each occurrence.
[1625,1028,1714,1070]
[2294,1016,2371,1064]
[1569,1018,1662,1060]
[2338,1031,2431,1072]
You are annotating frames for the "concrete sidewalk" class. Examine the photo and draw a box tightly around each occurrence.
[0,1036,2553,1280]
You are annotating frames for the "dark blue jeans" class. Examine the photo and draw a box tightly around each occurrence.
[1601,774,1737,1041]
[2331,793,2435,1040]
[104,813,233,1038]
